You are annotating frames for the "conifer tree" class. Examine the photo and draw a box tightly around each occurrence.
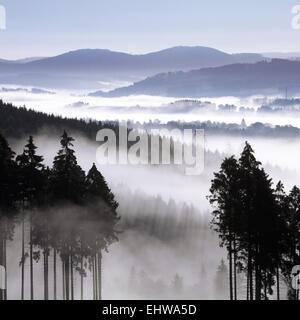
[209,156,241,300]
[210,142,282,300]
[16,136,45,300]
[83,164,119,300]
[49,131,85,300]
[0,133,16,300]
[283,186,300,299]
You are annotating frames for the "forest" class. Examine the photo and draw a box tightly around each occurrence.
[0,131,119,300]
[2,99,300,141]
[0,100,300,300]
[209,142,300,300]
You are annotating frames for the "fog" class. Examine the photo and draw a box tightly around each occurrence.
[6,132,226,299]
[5,122,297,299]
[2,85,299,299]
[2,85,300,128]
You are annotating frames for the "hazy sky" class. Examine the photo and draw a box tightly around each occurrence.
[1,0,300,59]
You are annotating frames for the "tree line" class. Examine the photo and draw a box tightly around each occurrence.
[209,142,300,300]
[0,131,119,300]
[0,99,118,140]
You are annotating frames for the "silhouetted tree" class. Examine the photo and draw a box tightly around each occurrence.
[0,133,16,300]
[209,156,241,300]
[50,131,86,300]
[282,186,300,299]
[16,136,45,300]
[83,164,119,300]
[210,142,283,300]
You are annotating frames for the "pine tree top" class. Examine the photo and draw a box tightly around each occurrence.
[86,163,118,210]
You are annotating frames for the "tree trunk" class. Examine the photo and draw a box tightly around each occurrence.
[92,257,95,300]
[233,237,237,300]
[65,255,70,300]
[0,221,7,300]
[248,246,253,300]
[43,225,49,302]
[30,213,34,300]
[21,212,25,300]
[53,249,57,300]
[246,267,249,300]
[62,261,65,300]
[71,251,74,300]
[276,266,280,300]
[43,249,49,300]
[80,254,83,300]
[98,251,102,300]
[255,242,261,301]
[3,235,7,300]
[0,224,3,301]
[264,271,267,300]
[94,255,98,300]
[228,239,233,300]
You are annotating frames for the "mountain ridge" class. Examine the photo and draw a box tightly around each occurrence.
[89,59,300,98]
[0,46,267,89]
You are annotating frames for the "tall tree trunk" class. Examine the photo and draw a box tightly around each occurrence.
[233,237,237,300]
[46,250,49,300]
[228,239,233,300]
[255,242,261,301]
[43,249,49,300]
[92,257,95,300]
[247,243,253,301]
[255,257,259,299]
[3,235,7,300]
[43,228,49,301]
[53,249,57,300]
[62,261,65,300]
[264,271,267,300]
[0,221,7,300]
[0,224,3,301]
[276,266,280,300]
[94,255,98,300]
[71,251,74,300]
[21,211,25,300]
[246,268,249,301]
[98,251,102,300]
[30,213,34,300]
[80,254,83,300]
[65,255,70,300]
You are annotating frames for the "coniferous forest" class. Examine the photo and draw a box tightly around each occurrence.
[0,130,119,300]
[0,101,300,300]
[209,142,300,300]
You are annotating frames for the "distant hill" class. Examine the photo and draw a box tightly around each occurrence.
[90,59,300,98]
[1,100,300,142]
[0,46,265,89]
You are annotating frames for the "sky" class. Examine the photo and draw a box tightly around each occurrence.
[1,0,300,59]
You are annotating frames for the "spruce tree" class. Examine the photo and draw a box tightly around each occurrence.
[209,156,241,300]
[50,131,86,300]
[0,133,16,300]
[83,164,119,300]
[16,136,45,300]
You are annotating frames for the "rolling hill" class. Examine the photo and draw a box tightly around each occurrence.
[90,59,300,98]
[0,46,265,89]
